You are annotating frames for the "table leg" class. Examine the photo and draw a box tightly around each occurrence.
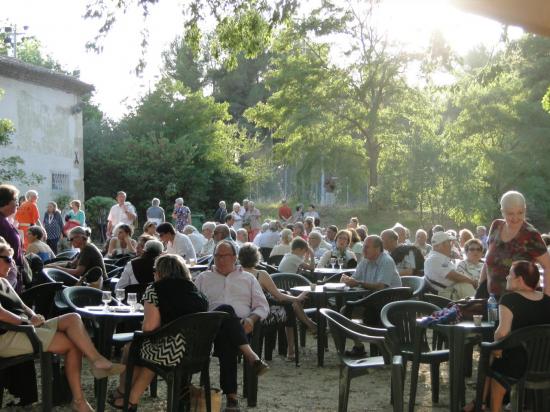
[448,327,468,412]
[409,327,424,412]
[317,300,325,367]
[95,318,117,412]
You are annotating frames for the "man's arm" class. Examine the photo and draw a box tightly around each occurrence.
[446,270,478,288]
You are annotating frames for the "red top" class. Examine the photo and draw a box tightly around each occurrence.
[278,205,292,220]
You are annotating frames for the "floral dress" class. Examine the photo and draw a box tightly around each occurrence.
[174,206,191,233]
[485,219,546,296]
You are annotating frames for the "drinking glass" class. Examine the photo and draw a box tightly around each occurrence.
[127,293,138,312]
[330,257,337,269]
[337,257,344,270]
[115,288,125,303]
[101,291,112,309]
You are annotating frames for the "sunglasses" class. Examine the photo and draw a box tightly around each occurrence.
[467,247,483,252]
[0,256,14,264]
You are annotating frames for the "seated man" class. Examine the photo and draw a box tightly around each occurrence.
[424,232,478,299]
[195,241,269,410]
[278,237,315,274]
[156,222,196,260]
[307,231,328,260]
[117,239,163,289]
[341,235,401,290]
[182,225,206,256]
[381,229,424,276]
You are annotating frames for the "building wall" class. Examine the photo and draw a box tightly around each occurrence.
[0,75,85,214]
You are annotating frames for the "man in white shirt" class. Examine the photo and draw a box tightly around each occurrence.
[183,225,206,255]
[156,222,196,260]
[199,221,216,257]
[307,231,328,260]
[195,241,269,408]
[107,191,137,236]
[424,231,477,299]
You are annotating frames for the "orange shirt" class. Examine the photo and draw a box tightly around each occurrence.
[15,201,40,225]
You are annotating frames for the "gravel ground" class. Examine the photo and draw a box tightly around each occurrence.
[1,336,479,411]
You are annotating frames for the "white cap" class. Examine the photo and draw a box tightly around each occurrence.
[431,231,455,246]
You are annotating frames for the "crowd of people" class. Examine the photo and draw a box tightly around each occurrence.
[2,184,550,411]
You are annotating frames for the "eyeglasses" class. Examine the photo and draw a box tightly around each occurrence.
[0,256,13,264]
[467,247,483,252]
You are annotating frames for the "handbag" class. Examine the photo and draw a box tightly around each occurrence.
[453,298,487,320]
[188,384,222,412]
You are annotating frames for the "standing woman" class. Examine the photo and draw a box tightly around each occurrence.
[67,200,86,227]
[172,197,191,233]
[43,201,64,254]
[479,191,550,298]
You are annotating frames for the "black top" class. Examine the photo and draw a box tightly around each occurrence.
[130,253,156,284]
[76,243,107,280]
[0,278,26,335]
[152,278,208,326]
[500,292,550,330]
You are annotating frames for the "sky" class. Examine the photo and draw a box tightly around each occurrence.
[1,0,522,120]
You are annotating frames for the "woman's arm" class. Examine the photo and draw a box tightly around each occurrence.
[258,272,307,303]
[107,238,117,257]
[494,304,513,341]
[142,302,161,332]
[126,238,137,254]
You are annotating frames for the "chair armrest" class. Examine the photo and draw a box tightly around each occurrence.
[0,320,42,354]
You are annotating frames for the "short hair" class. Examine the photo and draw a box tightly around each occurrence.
[143,221,157,232]
[144,239,164,255]
[175,197,184,206]
[432,225,445,233]
[308,231,322,241]
[280,228,293,243]
[0,242,14,256]
[416,229,427,238]
[366,235,383,251]
[214,224,230,238]
[152,198,160,206]
[304,217,314,225]
[238,242,261,268]
[233,202,240,210]
[500,190,526,211]
[335,229,351,244]
[137,234,155,245]
[202,221,216,232]
[25,190,38,200]
[327,225,338,233]
[294,222,305,234]
[291,237,308,251]
[219,200,226,207]
[542,234,550,247]
[380,229,398,241]
[459,229,474,242]
[47,201,59,212]
[350,217,359,225]
[183,225,197,235]
[356,227,367,241]
[511,260,539,289]
[117,191,127,198]
[464,238,483,251]
[69,226,91,239]
[154,254,191,281]
[0,184,19,207]
[224,214,233,223]
[476,225,487,232]
[269,221,278,232]
[71,199,81,208]
[156,222,176,235]
[28,226,45,240]
[237,228,248,241]
[215,240,237,256]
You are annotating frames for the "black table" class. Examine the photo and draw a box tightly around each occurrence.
[312,267,355,281]
[291,284,371,366]
[75,306,144,412]
[413,320,494,412]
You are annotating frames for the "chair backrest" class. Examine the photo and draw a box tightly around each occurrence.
[271,273,311,291]
[320,308,391,362]
[197,255,211,265]
[63,286,104,310]
[381,300,442,352]
[267,254,283,266]
[259,247,273,262]
[21,282,64,319]
[124,283,150,303]
[107,266,124,279]
[43,268,79,286]
[256,262,278,274]
[56,250,80,260]
[104,263,119,273]
[348,287,413,328]
[114,255,133,267]
[400,276,425,298]
[422,293,452,309]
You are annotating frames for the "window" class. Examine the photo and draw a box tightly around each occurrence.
[51,172,69,192]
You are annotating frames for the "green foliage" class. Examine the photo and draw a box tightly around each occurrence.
[85,196,116,234]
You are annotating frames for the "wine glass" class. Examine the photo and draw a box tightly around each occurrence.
[101,291,112,309]
[115,288,125,303]
[330,257,337,269]
[337,257,344,270]
[127,293,138,312]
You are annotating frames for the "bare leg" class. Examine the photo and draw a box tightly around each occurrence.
[292,301,316,332]
[239,343,260,364]
[490,379,506,412]
[113,366,155,407]
[285,326,295,358]
[46,332,92,411]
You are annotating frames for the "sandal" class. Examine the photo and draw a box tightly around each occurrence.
[108,388,124,403]
[108,396,138,411]
[463,400,486,412]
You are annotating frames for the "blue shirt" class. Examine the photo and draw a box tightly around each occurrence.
[352,251,401,288]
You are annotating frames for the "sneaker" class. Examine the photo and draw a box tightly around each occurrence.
[224,397,240,412]
[253,359,270,376]
[344,345,367,358]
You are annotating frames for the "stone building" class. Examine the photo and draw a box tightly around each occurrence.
[0,55,93,212]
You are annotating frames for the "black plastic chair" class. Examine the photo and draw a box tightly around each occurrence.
[381,300,449,411]
[21,282,64,320]
[267,254,283,266]
[0,321,53,411]
[400,276,425,299]
[475,325,550,412]
[256,262,278,274]
[114,255,133,267]
[421,293,452,309]
[123,312,227,412]
[320,308,404,412]
[197,255,211,265]
[43,250,79,265]
[259,247,273,262]
[42,268,79,286]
